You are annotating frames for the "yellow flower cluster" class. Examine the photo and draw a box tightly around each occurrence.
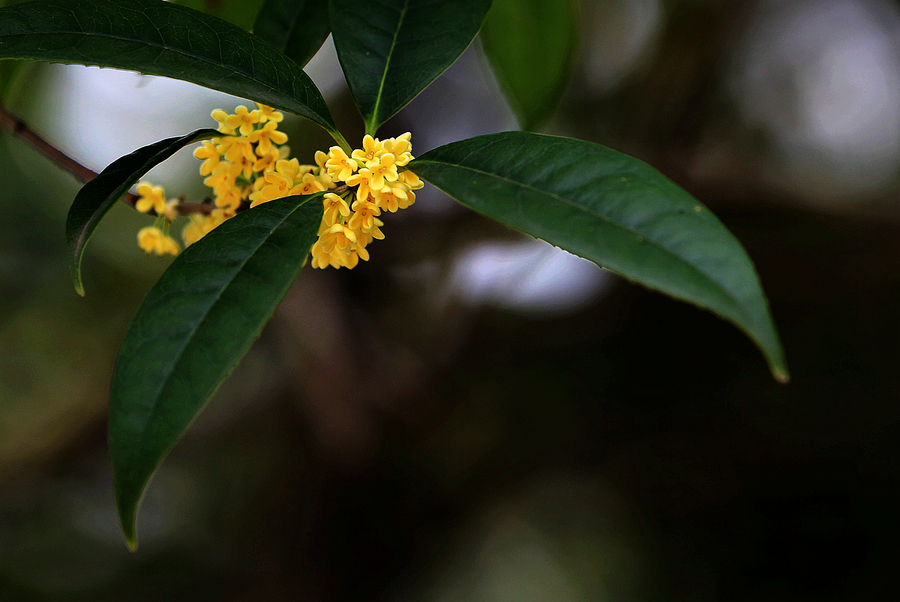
[311,133,423,268]
[133,183,181,256]
[132,103,422,268]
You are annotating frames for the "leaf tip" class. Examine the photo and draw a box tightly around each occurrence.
[72,270,86,297]
[119,511,139,551]
[773,367,790,385]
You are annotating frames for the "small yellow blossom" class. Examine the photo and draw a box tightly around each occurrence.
[248,121,289,155]
[325,146,357,181]
[383,133,412,165]
[398,169,423,189]
[137,226,179,257]
[211,109,234,134]
[344,168,375,202]
[204,164,236,198]
[255,103,284,124]
[289,172,329,196]
[182,208,231,246]
[321,223,358,253]
[215,187,243,212]
[322,192,351,226]
[275,158,302,180]
[368,154,398,189]
[348,199,381,232]
[135,183,168,214]
[193,141,221,176]
[252,147,281,173]
[251,171,294,207]
[223,137,255,163]
[351,134,383,164]
[225,105,260,136]
[228,153,255,180]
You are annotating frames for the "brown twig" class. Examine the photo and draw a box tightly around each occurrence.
[0,103,215,215]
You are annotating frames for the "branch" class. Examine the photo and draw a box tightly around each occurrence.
[0,103,215,215]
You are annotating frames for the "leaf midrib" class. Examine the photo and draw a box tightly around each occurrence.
[367,0,409,133]
[1,24,314,113]
[415,158,754,324]
[132,199,311,449]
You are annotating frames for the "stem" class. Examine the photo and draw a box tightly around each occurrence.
[329,127,353,156]
[0,103,215,215]
[0,103,101,185]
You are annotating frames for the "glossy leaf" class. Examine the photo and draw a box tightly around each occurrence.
[330,0,492,134]
[109,193,323,550]
[65,128,220,297]
[0,0,340,140]
[410,132,788,382]
[254,0,330,67]
[480,0,578,130]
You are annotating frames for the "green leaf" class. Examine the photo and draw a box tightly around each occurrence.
[254,0,330,67]
[480,0,578,130]
[0,0,341,141]
[330,0,492,135]
[410,132,789,382]
[109,193,323,550]
[65,128,220,297]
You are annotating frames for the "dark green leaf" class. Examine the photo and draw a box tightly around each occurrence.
[171,0,267,31]
[480,0,577,130]
[65,128,220,297]
[411,132,788,382]
[330,0,492,134]
[0,0,341,140]
[254,0,330,67]
[109,193,323,550]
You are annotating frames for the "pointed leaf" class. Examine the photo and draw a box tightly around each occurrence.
[109,193,323,550]
[0,0,339,138]
[254,0,330,67]
[65,128,220,297]
[480,0,578,130]
[411,132,788,382]
[330,0,492,134]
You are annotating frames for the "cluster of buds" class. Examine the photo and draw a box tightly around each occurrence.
[133,104,422,269]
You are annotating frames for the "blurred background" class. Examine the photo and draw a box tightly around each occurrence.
[2,0,900,599]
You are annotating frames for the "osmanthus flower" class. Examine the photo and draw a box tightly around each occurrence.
[344,168,376,202]
[252,147,281,174]
[351,134,382,164]
[254,102,283,125]
[193,141,221,176]
[137,226,179,257]
[132,105,424,269]
[248,121,288,155]
[323,147,357,181]
[210,109,235,134]
[223,137,255,164]
[367,154,398,190]
[225,105,260,136]
[135,183,168,214]
[291,172,331,196]
[182,209,229,246]
[249,172,294,207]
[347,199,381,232]
[322,192,351,226]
